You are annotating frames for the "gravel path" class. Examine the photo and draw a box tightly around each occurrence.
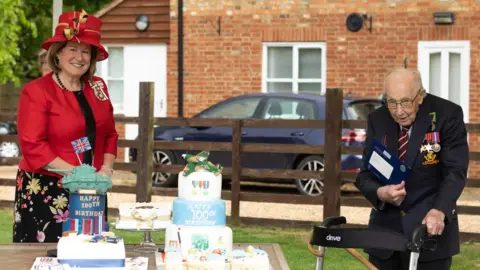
[1,166,479,233]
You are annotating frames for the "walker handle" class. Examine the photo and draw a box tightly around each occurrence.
[320,216,347,228]
[408,224,427,253]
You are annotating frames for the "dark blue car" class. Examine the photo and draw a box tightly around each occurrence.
[129,93,383,196]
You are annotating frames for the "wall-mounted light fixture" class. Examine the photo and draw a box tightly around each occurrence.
[135,15,149,31]
[346,12,373,33]
[434,12,454,25]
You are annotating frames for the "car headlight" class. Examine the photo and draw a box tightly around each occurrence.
[0,127,8,135]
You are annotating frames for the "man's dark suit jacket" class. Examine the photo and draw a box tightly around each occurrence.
[355,93,469,262]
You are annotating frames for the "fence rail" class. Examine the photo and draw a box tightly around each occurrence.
[1,85,479,235]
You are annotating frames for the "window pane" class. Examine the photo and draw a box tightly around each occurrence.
[428,52,441,97]
[267,47,293,78]
[299,48,322,79]
[298,83,322,95]
[108,47,124,78]
[262,98,316,120]
[95,62,102,76]
[345,101,383,120]
[198,97,262,119]
[449,52,461,105]
[107,80,124,114]
[267,82,292,93]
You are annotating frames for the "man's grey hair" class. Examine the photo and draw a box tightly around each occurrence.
[383,67,424,94]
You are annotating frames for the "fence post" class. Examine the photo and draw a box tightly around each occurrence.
[136,82,155,203]
[323,88,343,220]
[230,120,242,225]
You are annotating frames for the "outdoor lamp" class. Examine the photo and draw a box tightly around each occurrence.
[135,15,149,31]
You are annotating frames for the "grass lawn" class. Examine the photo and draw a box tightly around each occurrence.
[0,209,478,269]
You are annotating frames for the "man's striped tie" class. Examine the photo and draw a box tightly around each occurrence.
[398,126,409,161]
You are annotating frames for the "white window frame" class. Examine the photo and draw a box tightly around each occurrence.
[417,40,470,122]
[261,42,327,95]
[96,45,126,115]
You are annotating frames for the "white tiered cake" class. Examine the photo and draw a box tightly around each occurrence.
[158,151,270,269]
[164,152,232,267]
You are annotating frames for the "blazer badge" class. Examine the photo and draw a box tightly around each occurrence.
[422,151,439,166]
[89,80,109,101]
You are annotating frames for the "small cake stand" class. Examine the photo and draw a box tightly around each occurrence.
[112,221,169,253]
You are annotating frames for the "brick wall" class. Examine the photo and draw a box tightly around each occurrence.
[165,0,480,176]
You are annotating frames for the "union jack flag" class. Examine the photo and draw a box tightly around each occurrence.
[71,137,92,154]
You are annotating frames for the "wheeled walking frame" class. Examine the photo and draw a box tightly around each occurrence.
[308,216,437,270]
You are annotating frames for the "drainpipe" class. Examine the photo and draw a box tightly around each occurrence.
[178,0,184,117]
[52,0,63,34]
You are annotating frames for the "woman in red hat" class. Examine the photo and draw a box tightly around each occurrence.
[13,10,118,243]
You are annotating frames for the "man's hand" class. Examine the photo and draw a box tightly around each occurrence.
[376,181,407,206]
[422,209,445,236]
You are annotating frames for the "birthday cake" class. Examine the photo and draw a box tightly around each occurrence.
[115,202,172,230]
[159,151,270,269]
[57,232,126,268]
[161,151,232,265]
[49,164,126,268]
[230,246,270,270]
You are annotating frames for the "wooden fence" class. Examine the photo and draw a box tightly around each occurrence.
[0,82,22,112]
[1,82,480,239]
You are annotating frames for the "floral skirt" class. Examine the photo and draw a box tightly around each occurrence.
[13,169,69,243]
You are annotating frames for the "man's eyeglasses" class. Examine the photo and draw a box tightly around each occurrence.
[384,89,422,109]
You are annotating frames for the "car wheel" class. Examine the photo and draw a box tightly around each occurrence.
[152,150,177,187]
[294,155,325,196]
[0,142,20,157]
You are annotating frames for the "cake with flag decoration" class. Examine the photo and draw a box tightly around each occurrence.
[53,163,112,235]
[48,136,126,268]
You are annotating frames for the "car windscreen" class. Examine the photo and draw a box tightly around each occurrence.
[344,100,383,120]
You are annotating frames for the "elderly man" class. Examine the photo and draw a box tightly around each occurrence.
[355,67,468,270]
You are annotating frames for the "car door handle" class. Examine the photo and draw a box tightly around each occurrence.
[291,131,304,136]
[242,131,248,135]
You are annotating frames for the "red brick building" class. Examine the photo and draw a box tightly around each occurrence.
[165,0,477,118]
[94,0,480,175]
[164,0,480,176]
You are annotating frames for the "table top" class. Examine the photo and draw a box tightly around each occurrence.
[0,243,290,270]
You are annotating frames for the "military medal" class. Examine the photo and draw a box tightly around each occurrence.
[431,132,441,152]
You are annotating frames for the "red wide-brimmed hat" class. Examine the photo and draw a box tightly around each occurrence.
[42,10,108,61]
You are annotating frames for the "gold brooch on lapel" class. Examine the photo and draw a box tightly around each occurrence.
[89,80,109,101]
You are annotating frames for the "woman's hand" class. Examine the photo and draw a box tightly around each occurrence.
[98,165,114,177]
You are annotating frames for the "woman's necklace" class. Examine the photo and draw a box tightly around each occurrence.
[55,72,84,92]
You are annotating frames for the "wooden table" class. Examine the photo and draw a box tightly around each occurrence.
[0,243,290,270]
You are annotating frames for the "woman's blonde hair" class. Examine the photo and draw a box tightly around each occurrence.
[46,41,98,80]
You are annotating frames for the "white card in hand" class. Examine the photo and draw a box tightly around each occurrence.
[369,151,394,179]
